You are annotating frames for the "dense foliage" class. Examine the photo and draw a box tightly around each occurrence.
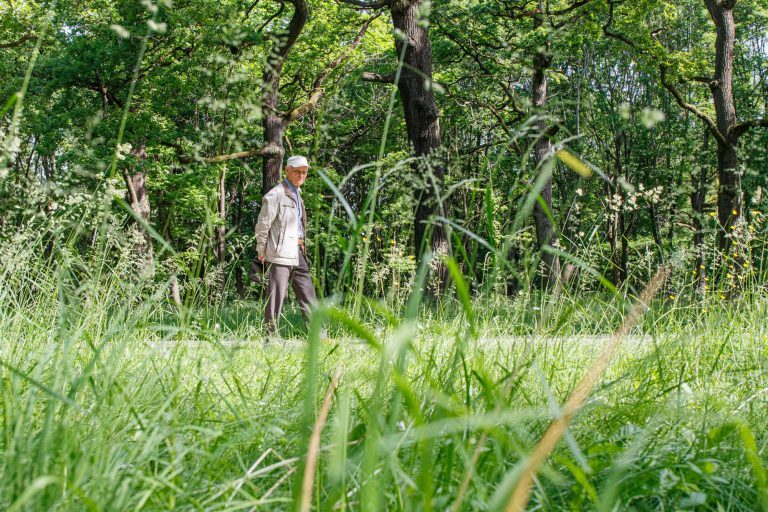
[2,0,767,300]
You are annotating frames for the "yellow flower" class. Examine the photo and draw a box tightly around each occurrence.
[709,212,717,217]
[408,255,415,260]
[699,265,705,269]
[391,240,396,245]
[669,295,675,300]
[732,209,738,215]
[376,236,382,241]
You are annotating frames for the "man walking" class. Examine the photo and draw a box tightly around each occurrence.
[255,155,319,335]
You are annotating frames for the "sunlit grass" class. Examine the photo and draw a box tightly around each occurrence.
[1,249,767,511]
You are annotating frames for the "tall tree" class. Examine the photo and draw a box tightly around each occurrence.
[342,0,450,276]
[391,0,449,264]
[606,0,768,279]
[125,145,154,271]
[530,1,562,288]
[526,0,602,288]
[260,0,308,193]
[198,0,371,195]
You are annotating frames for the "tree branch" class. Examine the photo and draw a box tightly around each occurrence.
[124,146,148,208]
[267,0,306,67]
[659,66,727,145]
[282,16,374,123]
[336,0,390,9]
[689,75,717,87]
[361,71,396,83]
[257,1,285,33]
[732,118,768,140]
[547,0,596,17]
[601,0,639,50]
[0,33,37,48]
[242,0,261,21]
[181,143,283,164]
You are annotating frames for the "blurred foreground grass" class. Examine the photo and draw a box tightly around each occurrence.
[1,266,767,511]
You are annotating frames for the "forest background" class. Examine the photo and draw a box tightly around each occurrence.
[3,0,767,299]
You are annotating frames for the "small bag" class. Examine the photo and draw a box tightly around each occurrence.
[249,256,267,284]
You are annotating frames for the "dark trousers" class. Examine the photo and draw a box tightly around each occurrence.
[264,252,318,333]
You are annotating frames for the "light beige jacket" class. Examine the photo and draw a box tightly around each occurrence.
[255,181,307,266]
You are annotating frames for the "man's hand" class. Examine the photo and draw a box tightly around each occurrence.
[258,255,265,262]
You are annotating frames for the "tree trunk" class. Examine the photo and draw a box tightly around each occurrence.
[170,277,182,308]
[215,165,227,292]
[715,142,741,254]
[260,0,307,195]
[390,0,449,285]
[619,208,628,283]
[41,154,56,180]
[261,105,286,194]
[124,145,154,273]
[530,6,561,290]
[705,1,743,264]
[649,203,664,263]
[156,186,183,307]
[607,196,621,286]
[607,138,624,286]
[691,144,709,296]
[234,170,246,297]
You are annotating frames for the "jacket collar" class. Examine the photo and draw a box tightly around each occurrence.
[281,180,307,234]
[283,178,300,194]
[281,180,297,204]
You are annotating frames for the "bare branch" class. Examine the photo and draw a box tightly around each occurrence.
[660,66,727,145]
[361,71,396,83]
[181,143,283,164]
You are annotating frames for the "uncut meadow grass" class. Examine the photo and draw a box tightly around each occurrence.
[1,252,767,511]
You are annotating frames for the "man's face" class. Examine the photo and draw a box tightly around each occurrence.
[286,165,308,188]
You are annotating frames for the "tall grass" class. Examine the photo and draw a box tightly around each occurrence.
[1,238,767,510]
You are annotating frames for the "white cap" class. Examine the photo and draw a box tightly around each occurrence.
[286,155,309,169]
